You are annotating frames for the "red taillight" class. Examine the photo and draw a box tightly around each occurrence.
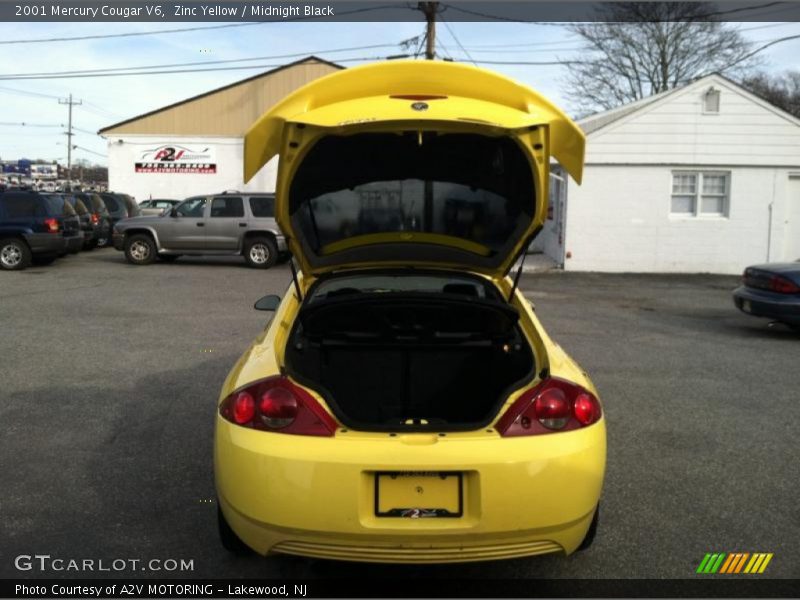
[259,387,298,428]
[770,275,800,294]
[573,393,600,426]
[232,392,255,424]
[496,378,602,437]
[44,218,59,233]
[91,213,100,225]
[533,388,570,429]
[220,376,337,436]
[389,94,448,101]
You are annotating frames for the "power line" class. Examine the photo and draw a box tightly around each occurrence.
[0,121,65,128]
[0,56,389,80]
[0,42,405,79]
[0,85,62,100]
[440,17,477,66]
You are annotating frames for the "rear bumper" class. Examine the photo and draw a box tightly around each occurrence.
[24,233,64,255]
[733,286,800,325]
[65,234,84,252]
[215,418,606,562]
[112,232,125,251]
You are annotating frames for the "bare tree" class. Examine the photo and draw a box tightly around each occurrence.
[563,2,758,116]
[740,71,800,118]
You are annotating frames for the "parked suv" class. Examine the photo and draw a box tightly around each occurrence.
[75,192,113,248]
[112,192,285,268]
[0,190,82,270]
[99,192,140,227]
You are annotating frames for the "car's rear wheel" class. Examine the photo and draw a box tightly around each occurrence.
[0,238,32,271]
[217,506,252,555]
[124,234,156,265]
[244,237,278,269]
[576,504,600,552]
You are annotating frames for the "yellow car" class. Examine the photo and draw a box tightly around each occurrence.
[214,60,606,563]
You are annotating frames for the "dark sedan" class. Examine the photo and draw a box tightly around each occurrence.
[733,262,800,330]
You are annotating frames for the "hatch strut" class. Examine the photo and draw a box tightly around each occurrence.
[289,257,303,302]
[508,251,528,302]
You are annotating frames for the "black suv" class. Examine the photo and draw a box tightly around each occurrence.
[0,190,82,270]
[99,192,140,228]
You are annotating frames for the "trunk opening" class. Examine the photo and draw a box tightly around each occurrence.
[285,273,535,432]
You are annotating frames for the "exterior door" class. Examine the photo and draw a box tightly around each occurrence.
[204,196,245,250]
[784,176,800,261]
[158,196,208,250]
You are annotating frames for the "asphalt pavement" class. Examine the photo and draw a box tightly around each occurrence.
[1,250,798,580]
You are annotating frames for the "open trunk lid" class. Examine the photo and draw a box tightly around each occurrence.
[243,60,585,279]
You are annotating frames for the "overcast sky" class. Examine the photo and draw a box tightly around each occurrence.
[1,19,798,166]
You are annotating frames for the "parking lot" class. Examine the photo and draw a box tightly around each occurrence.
[1,249,798,580]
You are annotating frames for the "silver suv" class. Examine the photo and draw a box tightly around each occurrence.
[111,192,286,268]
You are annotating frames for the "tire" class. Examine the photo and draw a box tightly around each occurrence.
[243,237,278,269]
[124,234,157,265]
[576,504,600,552]
[0,238,32,271]
[218,507,252,555]
[158,254,180,262]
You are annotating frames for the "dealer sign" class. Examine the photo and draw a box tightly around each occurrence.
[135,144,216,174]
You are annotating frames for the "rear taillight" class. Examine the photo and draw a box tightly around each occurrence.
[496,378,602,437]
[219,376,337,436]
[91,213,100,225]
[44,218,59,233]
[770,275,800,294]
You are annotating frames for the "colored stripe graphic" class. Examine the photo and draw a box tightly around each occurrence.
[700,552,774,574]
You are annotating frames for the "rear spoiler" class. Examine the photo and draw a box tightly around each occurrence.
[243,60,585,184]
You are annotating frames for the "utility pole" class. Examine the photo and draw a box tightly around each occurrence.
[58,93,82,186]
[418,2,438,60]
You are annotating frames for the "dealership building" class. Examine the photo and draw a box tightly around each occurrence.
[98,57,341,201]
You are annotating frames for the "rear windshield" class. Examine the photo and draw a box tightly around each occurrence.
[289,132,535,258]
[44,195,68,215]
[309,273,500,303]
[249,196,275,217]
[100,195,121,211]
[1,193,40,217]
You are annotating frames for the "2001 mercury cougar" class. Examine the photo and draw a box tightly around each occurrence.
[214,60,606,563]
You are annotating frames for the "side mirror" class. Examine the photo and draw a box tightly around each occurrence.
[254,294,281,311]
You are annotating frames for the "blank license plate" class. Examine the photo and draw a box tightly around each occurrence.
[375,471,463,518]
[742,300,752,313]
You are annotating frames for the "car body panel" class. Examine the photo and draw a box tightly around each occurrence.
[242,61,585,279]
[217,62,603,563]
[215,271,605,560]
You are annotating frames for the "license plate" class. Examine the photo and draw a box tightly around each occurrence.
[374,471,463,518]
[742,300,752,313]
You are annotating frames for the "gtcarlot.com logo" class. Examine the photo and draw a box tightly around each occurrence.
[14,554,194,572]
[696,552,773,574]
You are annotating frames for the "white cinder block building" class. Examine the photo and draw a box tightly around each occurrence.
[540,74,800,274]
[99,57,341,201]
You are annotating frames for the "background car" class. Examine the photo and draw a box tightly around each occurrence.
[733,261,800,330]
[63,194,97,250]
[76,192,113,247]
[99,192,141,228]
[138,199,179,216]
[41,193,84,255]
[112,192,285,268]
[0,189,81,270]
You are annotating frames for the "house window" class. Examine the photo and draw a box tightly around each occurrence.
[671,172,730,217]
[703,88,721,114]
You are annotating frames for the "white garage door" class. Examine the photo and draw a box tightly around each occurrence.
[785,176,800,262]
